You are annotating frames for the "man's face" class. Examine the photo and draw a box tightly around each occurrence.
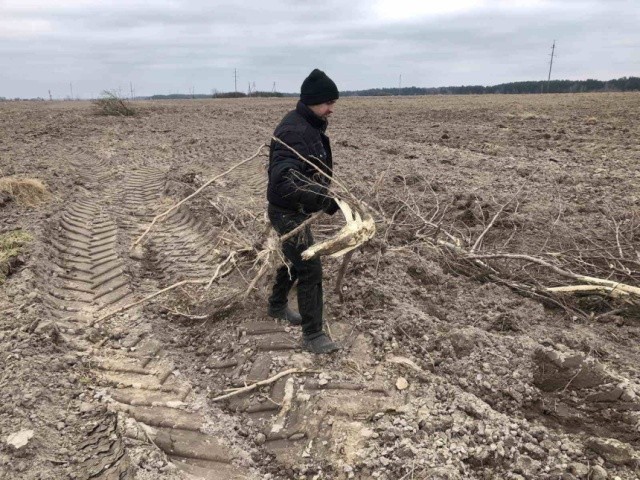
[309,100,336,120]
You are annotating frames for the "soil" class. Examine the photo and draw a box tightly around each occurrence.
[1,94,639,480]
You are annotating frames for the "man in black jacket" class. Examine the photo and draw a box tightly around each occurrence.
[267,69,341,354]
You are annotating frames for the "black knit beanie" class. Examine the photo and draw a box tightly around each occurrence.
[300,69,339,105]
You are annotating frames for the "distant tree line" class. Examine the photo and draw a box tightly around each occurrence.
[3,77,638,101]
[341,77,640,96]
[150,93,212,100]
[0,96,47,101]
[148,91,285,100]
[211,91,285,99]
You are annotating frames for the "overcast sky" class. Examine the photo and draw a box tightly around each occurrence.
[1,0,638,98]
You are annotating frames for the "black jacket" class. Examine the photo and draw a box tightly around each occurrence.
[267,101,333,213]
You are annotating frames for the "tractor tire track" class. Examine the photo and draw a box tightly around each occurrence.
[45,197,134,316]
[37,161,254,479]
[205,320,407,471]
[147,205,222,283]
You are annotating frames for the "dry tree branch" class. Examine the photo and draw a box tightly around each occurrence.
[93,252,241,324]
[92,279,205,325]
[334,250,355,302]
[210,368,311,402]
[206,251,236,289]
[133,143,267,248]
[465,253,640,298]
[470,184,523,253]
[280,211,324,242]
[301,199,376,260]
[241,250,274,300]
[160,306,209,320]
[118,136,375,325]
[546,285,635,298]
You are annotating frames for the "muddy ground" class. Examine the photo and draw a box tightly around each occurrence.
[0,93,639,479]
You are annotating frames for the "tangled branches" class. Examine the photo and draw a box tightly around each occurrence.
[375,173,639,321]
[95,140,375,324]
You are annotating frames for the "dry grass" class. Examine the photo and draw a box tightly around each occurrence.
[0,177,50,206]
[0,230,32,284]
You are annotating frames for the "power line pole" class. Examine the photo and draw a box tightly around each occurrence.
[69,82,74,100]
[130,82,134,100]
[48,90,52,101]
[272,82,276,93]
[234,69,237,93]
[546,40,556,94]
[398,74,402,95]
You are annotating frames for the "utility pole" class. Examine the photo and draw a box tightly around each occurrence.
[546,40,556,94]
[48,90,52,101]
[130,82,134,100]
[398,74,402,95]
[234,69,238,93]
[272,82,276,93]
[69,82,74,100]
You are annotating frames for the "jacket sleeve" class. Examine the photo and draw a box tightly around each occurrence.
[270,132,329,212]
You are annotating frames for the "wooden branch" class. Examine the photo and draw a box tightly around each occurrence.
[546,284,636,298]
[93,253,241,324]
[206,252,236,289]
[471,202,507,253]
[133,143,267,247]
[280,211,324,243]
[466,253,640,297]
[270,377,295,434]
[210,368,308,402]
[92,279,205,325]
[471,185,523,254]
[301,200,376,260]
[335,250,355,302]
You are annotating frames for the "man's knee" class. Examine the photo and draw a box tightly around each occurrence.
[299,258,322,284]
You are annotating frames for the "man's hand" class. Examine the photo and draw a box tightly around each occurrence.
[322,197,339,216]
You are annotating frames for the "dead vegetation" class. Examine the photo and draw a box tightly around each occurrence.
[97,139,375,323]
[372,173,640,321]
[92,90,136,117]
[100,128,639,326]
[0,177,50,206]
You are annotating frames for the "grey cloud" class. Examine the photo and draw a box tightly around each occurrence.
[0,0,637,98]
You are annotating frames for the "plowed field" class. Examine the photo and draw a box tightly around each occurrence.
[1,93,638,479]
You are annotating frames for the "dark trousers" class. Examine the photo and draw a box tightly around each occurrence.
[268,205,323,337]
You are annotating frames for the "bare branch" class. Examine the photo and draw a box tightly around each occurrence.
[133,143,267,247]
[210,368,312,402]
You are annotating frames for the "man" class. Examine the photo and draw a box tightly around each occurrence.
[266,69,341,354]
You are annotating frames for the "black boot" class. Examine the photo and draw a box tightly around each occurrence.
[268,305,302,325]
[302,333,340,354]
